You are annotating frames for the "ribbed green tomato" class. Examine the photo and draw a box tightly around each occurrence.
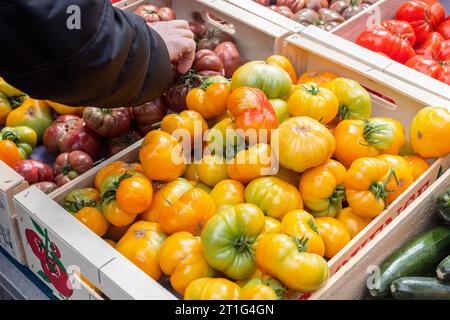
[231,61,293,100]
[201,203,265,280]
[323,78,371,120]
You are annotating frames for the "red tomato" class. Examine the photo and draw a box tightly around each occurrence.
[396,0,446,45]
[356,20,416,64]
[415,32,445,56]
[437,20,450,39]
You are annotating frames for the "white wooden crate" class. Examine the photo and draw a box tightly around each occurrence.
[0,161,28,264]
[225,0,450,106]
[311,169,450,300]
[13,0,450,300]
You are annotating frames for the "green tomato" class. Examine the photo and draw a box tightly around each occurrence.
[201,203,265,280]
[231,61,292,100]
[270,99,290,123]
[324,78,371,120]
[63,188,101,214]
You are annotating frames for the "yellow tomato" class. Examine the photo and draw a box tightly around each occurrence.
[196,154,229,187]
[315,217,351,259]
[336,207,371,238]
[46,101,85,116]
[184,278,241,300]
[209,179,245,208]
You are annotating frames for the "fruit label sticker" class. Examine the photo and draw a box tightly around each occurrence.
[25,217,73,299]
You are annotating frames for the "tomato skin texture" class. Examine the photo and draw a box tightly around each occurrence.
[63,188,101,214]
[158,232,215,294]
[333,117,405,167]
[6,99,54,141]
[415,32,444,56]
[409,107,450,158]
[299,159,346,218]
[275,117,335,173]
[209,179,245,208]
[396,0,445,45]
[297,70,338,85]
[231,61,293,100]
[202,203,265,280]
[437,19,450,39]
[227,87,279,143]
[240,282,277,300]
[94,161,143,191]
[356,21,416,64]
[403,155,430,181]
[160,110,208,148]
[266,55,298,84]
[377,155,414,203]
[195,154,228,187]
[184,278,241,300]
[270,99,290,123]
[159,187,216,236]
[336,207,371,238]
[139,131,186,181]
[245,177,303,220]
[74,207,109,237]
[227,143,276,184]
[405,54,450,85]
[116,175,153,215]
[116,221,166,280]
[0,140,21,167]
[323,78,371,120]
[287,83,339,124]
[281,210,325,257]
[256,233,329,292]
[237,270,287,300]
[186,80,230,119]
[315,217,351,259]
[102,200,137,227]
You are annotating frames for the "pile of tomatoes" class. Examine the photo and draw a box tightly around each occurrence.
[253,0,379,31]
[62,54,450,300]
[356,0,450,85]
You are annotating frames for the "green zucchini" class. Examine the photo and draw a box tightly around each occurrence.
[437,189,450,224]
[368,226,450,299]
[391,277,450,300]
[437,255,450,282]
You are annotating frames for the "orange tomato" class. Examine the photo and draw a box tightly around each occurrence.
[46,101,85,116]
[159,187,216,236]
[261,216,282,235]
[141,178,193,222]
[74,207,109,237]
[403,155,430,181]
[209,179,245,208]
[266,55,298,83]
[377,155,414,203]
[161,110,208,149]
[139,131,186,181]
[315,217,351,259]
[227,143,276,184]
[186,81,231,119]
[297,70,338,85]
[116,221,166,280]
[281,210,325,257]
[183,164,199,181]
[94,161,143,191]
[116,175,153,214]
[158,232,215,294]
[0,140,21,167]
[336,207,371,238]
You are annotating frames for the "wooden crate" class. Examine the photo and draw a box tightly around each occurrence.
[311,169,450,300]
[13,0,450,300]
[0,161,28,265]
[225,0,450,106]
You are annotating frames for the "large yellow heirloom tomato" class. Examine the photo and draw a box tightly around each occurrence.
[245,176,303,220]
[256,233,329,292]
[195,154,228,187]
[336,207,371,238]
[184,278,241,300]
[410,106,450,158]
[281,210,325,257]
[299,159,346,218]
[209,179,245,208]
[116,221,166,280]
[288,83,339,124]
[403,155,430,181]
[377,154,413,203]
[274,117,335,173]
[315,217,351,259]
[158,232,214,295]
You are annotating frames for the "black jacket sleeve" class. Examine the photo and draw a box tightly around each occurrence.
[0,0,172,108]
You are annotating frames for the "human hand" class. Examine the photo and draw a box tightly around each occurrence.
[151,20,196,74]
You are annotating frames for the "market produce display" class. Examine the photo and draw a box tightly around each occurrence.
[50,48,450,300]
[356,0,450,85]
[367,188,450,300]
[252,0,379,30]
